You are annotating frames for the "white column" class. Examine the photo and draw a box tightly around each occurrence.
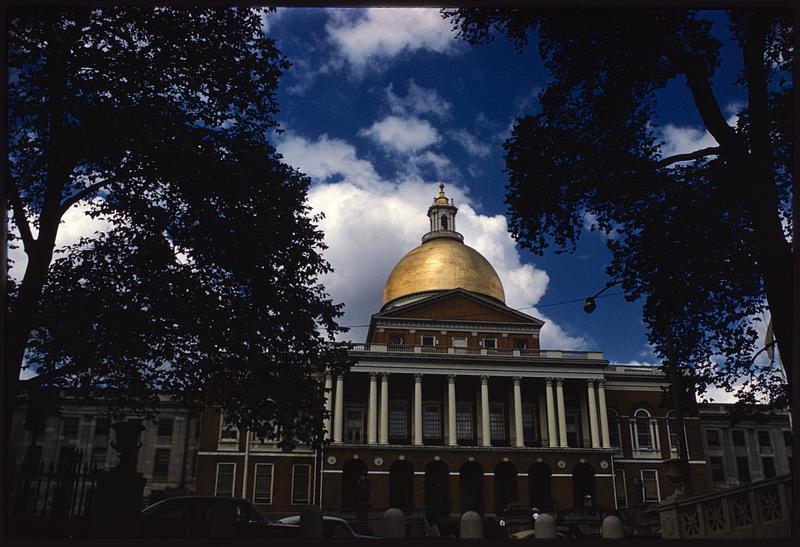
[480,375,490,447]
[448,375,457,446]
[587,379,600,448]
[545,378,557,447]
[513,376,524,448]
[367,372,378,445]
[324,373,333,441]
[556,378,568,448]
[379,372,389,444]
[333,374,344,444]
[413,373,423,446]
[597,380,611,449]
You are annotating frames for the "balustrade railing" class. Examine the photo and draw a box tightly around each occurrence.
[348,343,603,360]
[658,474,791,539]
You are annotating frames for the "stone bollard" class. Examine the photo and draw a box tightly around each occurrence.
[299,505,324,538]
[383,507,406,538]
[460,511,483,539]
[208,500,236,538]
[602,515,624,539]
[535,513,557,539]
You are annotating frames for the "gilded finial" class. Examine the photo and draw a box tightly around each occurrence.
[434,183,449,205]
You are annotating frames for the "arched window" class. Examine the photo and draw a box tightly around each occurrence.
[528,463,552,511]
[389,459,414,510]
[341,459,369,508]
[424,460,450,517]
[494,461,518,514]
[459,461,484,514]
[572,463,595,507]
[633,409,655,450]
[441,214,448,230]
[607,409,621,448]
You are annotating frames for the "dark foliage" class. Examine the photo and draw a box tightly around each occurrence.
[443,8,792,409]
[6,7,351,447]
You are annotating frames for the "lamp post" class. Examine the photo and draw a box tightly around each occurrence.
[583,284,691,497]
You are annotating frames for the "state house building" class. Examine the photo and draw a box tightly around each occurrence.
[195,185,709,526]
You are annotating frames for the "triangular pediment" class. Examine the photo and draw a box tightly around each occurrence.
[373,289,544,325]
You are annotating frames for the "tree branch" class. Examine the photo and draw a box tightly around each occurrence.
[7,178,35,253]
[59,174,121,213]
[683,66,742,153]
[18,361,88,390]
[655,146,721,168]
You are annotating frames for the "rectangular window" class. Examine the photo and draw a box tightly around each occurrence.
[709,456,725,483]
[219,412,239,441]
[94,417,110,437]
[615,469,627,508]
[157,418,174,438]
[91,447,107,470]
[489,403,506,441]
[389,401,408,440]
[566,414,581,447]
[762,457,776,479]
[732,429,746,447]
[667,416,680,450]
[635,415,653,449]
[62,417,80,439]
[345,408,365,444]
[456,402,474,441]
[291,464,311,504]
[253,463,274,504]
[421,336,435,346]
[483,338,497,349]
[705,429,720,448]
[758,430,772,452]
[452,336,467,348]
[522,402,537,443]
[736,456,751,483]
[153,448,170,481]
[608,414,621,448]
[215,462,236,497]
[423,403,442,440]
[641,469,660,502]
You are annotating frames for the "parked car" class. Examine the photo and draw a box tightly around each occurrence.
[140,496,299,539]
[277,515,380,539]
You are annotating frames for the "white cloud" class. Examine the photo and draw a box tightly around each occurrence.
[658,111,739,165]
[8,199,114,281]
[277,132,589,350]
[258,7,286,35]
[360,115,440,154]
[386,80,452,120]
[325,8,459,73]
[449,128,492,158]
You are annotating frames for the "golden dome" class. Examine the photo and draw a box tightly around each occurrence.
[433,183,450,205]
[382,237,506,307]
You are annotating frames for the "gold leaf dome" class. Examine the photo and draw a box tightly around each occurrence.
[382,237,506,307]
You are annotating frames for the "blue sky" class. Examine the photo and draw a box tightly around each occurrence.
[260,7,756,368]
[10,8,756,386]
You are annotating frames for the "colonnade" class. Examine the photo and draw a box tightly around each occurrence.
[324,372,611,449]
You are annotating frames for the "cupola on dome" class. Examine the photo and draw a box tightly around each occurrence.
[381,184,506,309]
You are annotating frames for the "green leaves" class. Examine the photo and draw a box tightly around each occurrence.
[8,7,351,448]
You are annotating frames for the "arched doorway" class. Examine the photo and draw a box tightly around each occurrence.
[389,459,414,510]
[572,463,595,507]
[341,459,369,508]
[493,461,518,514]
[424,460,450,517]
[528,462,552,511]
[459,461,484,515]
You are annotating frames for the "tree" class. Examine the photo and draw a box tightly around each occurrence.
[6,7,351,447]
[442,8,793,406]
